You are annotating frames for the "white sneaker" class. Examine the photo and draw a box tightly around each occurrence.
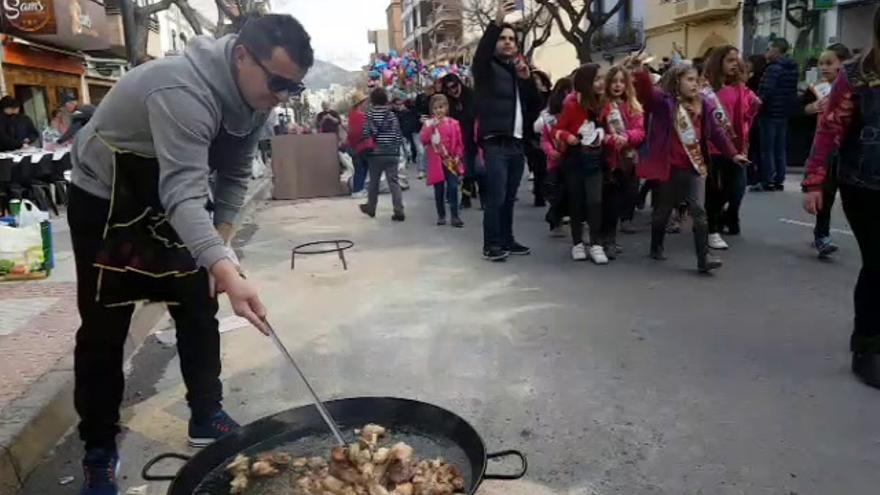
[571,243,587,261]
[589,244,609,265]
[708,233,729,250]
[351,190,367,199]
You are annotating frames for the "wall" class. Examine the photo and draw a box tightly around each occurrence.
[838,3,877,54]
[387,0,404,53]
[531,30,579,82]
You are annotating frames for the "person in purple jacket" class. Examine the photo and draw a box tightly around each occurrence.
[630,57,749,273]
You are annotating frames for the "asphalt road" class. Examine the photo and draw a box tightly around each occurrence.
[19,173,880,495]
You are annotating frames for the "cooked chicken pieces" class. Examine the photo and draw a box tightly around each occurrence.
[224,425,465,494]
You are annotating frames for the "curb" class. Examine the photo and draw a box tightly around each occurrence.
[0,177,272,494]
[0,303,166,494]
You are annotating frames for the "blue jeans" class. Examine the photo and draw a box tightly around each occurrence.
[352,151,369,193]
[759,117,788,186]
[434,168,460,218]
[482,139,525,250]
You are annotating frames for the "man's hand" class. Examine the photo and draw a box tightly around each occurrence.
[732,154,751,167]
[566,134,579,146]
[496,0,517,25]
[804,190,824,215]
[210,259,268,335]
[615,135,628,147]
[514,56,531,80]
[816,97,829,114]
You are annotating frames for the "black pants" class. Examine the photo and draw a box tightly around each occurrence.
[69,185,222,451]
[562,149,603,246]
[526,142,547,205]
[840,184,880,353]
[814,159,839,240]
[706,155,747,234]
[545,166,566,229]
[651,168,709,262]
[601,167,638,241]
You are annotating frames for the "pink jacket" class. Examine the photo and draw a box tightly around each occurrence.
[420,117,464,186]
[709,84,761,156]
[600,101,646,171]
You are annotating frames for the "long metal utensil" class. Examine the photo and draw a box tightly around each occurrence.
[263,319,346,446]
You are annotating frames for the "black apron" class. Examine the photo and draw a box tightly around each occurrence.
[93,152,204,307]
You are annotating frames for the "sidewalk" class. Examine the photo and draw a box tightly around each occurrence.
[0,215,167,494]
[0,175,271,493]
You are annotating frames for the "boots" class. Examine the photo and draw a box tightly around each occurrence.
[650,227,666,260]
[852,353,880,389]
[851,334,880,390]
[694,221,722,273]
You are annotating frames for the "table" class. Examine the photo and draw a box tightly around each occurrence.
[0,149,71,214]
[0,149,71,183]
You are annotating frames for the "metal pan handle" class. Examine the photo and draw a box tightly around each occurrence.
[484,450,528,480]
[142,452,191,482]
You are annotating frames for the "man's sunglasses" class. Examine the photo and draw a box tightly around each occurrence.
[244,46,306,96]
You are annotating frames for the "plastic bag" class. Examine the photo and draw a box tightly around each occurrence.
[18,199,49,227]
[0,223,44,279]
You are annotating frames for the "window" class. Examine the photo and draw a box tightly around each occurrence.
[14,85,49,131]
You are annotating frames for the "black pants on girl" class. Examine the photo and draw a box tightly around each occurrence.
[814,159,839,241]
[526,142,548,206]
[651,168,709,262]
[562,148,603,245]
[706,155,747,234]
[601,167,638,242]
[840,184,880,353]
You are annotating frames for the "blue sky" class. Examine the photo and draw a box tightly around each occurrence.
[273,0,390,70]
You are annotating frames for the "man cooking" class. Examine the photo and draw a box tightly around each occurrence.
[67,14,313,495]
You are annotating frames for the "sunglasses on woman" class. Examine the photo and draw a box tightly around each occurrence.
[244,45,306,97]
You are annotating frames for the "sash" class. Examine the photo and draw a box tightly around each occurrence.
[430,120,462,175]
[812,81,832,100]
[606,102,637,161]
[700,85,736,143]
[674,103,708,176]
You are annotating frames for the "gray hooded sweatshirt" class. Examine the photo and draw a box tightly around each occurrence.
[71,34,266,270]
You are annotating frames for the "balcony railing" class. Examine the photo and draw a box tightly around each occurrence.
[591,20,644,54]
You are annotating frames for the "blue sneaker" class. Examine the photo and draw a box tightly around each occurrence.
[814,236,839,259]
[80,448,120,495]
[188,410,240,448]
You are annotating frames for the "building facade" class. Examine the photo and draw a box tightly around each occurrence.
[386,0,404,53]
[642,0,741,61]
[402,0,464,64]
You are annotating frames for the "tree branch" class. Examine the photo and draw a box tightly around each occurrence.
[139,0,174,17]
[214,0,238,21]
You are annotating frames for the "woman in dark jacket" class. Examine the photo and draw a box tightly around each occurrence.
[0,96,38,151]
[803,8,880,389]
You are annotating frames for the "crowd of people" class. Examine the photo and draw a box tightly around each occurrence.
[346,1,880,390]
[0,94,94,152]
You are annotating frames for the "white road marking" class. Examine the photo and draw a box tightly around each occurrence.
[779,218,854,236]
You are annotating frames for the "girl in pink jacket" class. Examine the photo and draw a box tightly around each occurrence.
[421,94,465,227]
[599,65,646,254]
[701,45,761,249]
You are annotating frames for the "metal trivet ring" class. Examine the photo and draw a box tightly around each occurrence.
[291,240,354,271]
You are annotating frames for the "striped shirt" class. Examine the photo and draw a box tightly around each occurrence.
[363,105,403,156]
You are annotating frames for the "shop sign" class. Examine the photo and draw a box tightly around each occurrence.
[1,0,57,35]
[813,0,835,10]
